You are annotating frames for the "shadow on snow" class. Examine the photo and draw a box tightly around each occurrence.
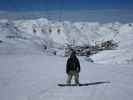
[58,81,111,87]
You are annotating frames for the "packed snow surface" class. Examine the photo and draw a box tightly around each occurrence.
[0,55,133,100]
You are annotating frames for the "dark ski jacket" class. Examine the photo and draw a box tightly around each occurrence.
[66,54,80,74]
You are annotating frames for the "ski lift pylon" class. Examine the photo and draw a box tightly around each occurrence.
[49,28,52,33]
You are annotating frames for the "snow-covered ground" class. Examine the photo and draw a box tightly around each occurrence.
[0,55,133,100]
[0,18,133,100]
[0,18,133,64]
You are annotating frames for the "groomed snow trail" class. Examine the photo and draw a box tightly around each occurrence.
[0,55,133,100]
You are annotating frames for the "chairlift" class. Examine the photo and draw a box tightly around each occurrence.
[57,28,61,34]
[45,0,64,34]
[49,28,52,33]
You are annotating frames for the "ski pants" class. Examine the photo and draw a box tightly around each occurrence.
[67,71,79,84]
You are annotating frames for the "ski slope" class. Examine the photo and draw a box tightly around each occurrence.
[0,55,133,100]
[0,18,133,100]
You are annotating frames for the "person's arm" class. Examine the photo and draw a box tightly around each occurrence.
[77,58,80,72]
[66,58,70,74]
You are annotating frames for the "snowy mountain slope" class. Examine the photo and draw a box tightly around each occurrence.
[0,55,133,100]
[0,18,120,47]
[90,23,133,64]
[0,18,133,63]
[0,38,44,54]
[0,18,133,100]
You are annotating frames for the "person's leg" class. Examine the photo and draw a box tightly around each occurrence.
[67,72,73,84]
[74,72,79,84]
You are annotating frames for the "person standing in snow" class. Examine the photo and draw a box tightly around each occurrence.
[66,50,80,85]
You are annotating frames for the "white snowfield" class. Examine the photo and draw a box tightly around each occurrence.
[0,18,133,100]
[0,55,133,100]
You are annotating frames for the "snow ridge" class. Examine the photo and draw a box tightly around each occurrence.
[0,18,133,64]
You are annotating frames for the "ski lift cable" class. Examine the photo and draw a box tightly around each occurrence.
[59,0,64,22]
[45,0,64,33]
[57,0,64,33]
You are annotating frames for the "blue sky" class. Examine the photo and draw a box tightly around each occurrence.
[0,0,133,11]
